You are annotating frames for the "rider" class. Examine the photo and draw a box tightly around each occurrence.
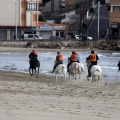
[52,52,63,73]
[29,50,38,63]
[86,50,99,78]
[67,51,77,72]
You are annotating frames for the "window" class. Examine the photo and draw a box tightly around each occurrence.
[34,34,38,37]
[26,2,37,11]
[113,6,120,12]
[28,34,34,38]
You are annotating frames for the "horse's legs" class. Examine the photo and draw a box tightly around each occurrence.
[31,68,33,76]
[91,76,94,83]
[75,75,77,80]
[55,74,57,82]
[37,67,39,74]
[29,67,31,75]
[69,74,71,81]
[97,76,100,83]
[29,67,33,76]
[79,73,81,79]
[34,68,36,74]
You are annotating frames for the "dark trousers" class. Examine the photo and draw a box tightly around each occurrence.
[53,61,63,72]
[67,61,76,72]
[88,62,97,77]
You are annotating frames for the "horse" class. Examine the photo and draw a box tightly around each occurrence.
[29,59,40,76]
[86,59,102,83]
[54,64,67,82]
[68,62,84,80]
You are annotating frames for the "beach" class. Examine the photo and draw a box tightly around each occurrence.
[0,46,120,120]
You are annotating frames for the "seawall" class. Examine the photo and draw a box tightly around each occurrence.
[0,40,120,51]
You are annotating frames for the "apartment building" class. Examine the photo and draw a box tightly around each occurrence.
[106,0,120,37]
[40,0,80,13]
[0,0,42,40]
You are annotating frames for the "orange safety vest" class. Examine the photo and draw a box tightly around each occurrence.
[70,54,77,61]
[90,54,96,62]
[33,51,38,56]
[57,54,63,61]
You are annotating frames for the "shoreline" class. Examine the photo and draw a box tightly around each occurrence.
[0,46,119,83]
[0,46,119,53]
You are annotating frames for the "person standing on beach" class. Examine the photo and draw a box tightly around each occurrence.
[86,50,99,78]
[52,52,63,73]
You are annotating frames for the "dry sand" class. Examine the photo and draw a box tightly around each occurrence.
[0,46,120,120]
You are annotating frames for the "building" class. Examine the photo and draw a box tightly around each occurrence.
[40,0,80,13]
[0,0,43,40]
[106,0,120,37]
[0,0,68,40]
[38,22,68,39]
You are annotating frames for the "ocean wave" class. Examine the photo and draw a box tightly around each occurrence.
[112,53,120,55]
[101,66,118,70]
[1,53,11,55]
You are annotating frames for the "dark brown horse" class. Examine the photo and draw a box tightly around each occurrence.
[29,59,40,76]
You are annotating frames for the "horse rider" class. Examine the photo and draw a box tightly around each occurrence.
[76,52,80,63]
[52,52,63,73]
[67,51,77,72]
[86,50,99,78]
[29,50,38,63]
[118,61,120,72]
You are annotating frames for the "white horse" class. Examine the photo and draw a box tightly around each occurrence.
[86,59,102,83]
[54,64,67,82]
[68,62,84,80]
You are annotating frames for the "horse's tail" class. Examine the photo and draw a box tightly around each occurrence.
[61,65,65,72]
[74,62,79,74]
[75,62,79,69]
[61,65,66,78]
[94,68,102,76]
[80,63,85,73]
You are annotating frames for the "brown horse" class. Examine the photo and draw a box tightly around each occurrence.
[29,59,40,76]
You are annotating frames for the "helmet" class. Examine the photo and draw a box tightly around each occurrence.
[72,51,75,54]
[91,50,94,54]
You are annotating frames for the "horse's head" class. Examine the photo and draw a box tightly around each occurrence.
[85,57,91,68]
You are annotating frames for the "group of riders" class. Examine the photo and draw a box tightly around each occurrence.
[29,49,120,77]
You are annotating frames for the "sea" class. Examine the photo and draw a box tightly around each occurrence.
[0,51,120,82]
